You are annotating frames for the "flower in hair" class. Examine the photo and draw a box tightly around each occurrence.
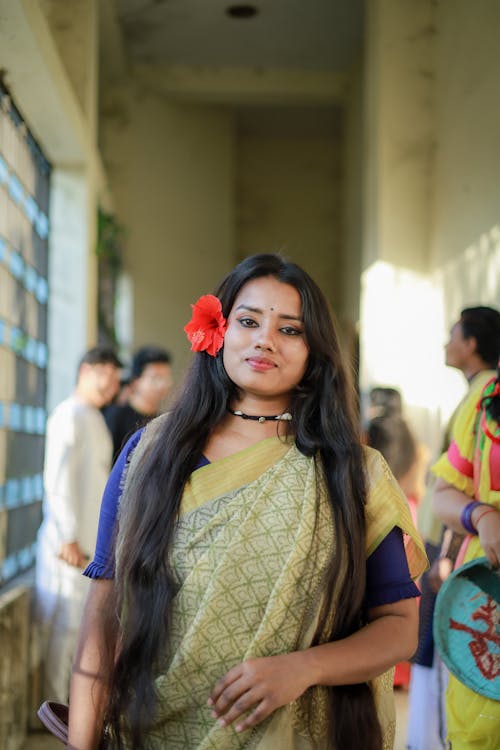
[184,294,227,356]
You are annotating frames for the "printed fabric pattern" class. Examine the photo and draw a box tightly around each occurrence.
[116,419,426,749]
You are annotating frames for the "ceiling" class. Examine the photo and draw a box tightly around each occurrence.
[114,0,365,72]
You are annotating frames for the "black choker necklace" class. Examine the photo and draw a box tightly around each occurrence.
[228,407,292,423]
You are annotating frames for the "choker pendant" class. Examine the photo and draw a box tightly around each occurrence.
[228,408,292,423]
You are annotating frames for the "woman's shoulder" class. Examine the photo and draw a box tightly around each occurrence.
[362,444,391,483]
[362,444,409,524]
[362,444,428,575]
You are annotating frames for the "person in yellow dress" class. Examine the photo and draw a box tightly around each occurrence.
[432,362,500,749]
[67,254,426,750]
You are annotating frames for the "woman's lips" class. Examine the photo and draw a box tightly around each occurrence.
[246,357,276,371]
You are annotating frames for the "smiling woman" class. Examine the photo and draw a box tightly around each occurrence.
[222,276,309,407]
[66,254,427,750]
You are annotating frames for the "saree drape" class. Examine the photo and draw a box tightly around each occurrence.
[116,421,427,749]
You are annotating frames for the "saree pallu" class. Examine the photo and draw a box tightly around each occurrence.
[117,424,427,750]
[433,377,500,749]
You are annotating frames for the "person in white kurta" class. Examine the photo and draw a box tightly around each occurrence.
[35,347,121,702]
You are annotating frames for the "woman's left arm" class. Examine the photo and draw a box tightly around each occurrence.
[209,596,417,733]
[433,476,500,566]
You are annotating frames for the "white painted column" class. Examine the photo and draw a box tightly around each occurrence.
[46,168,92,410]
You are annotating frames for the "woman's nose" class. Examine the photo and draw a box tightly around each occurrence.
[255,323,276,351]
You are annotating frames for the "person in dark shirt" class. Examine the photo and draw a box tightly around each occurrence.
[103,345,172,462]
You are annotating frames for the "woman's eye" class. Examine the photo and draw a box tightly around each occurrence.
[281,326,302,336]
[238,317,258,327]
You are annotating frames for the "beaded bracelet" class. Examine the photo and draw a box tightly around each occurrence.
[460,500,482,534]
[474,506,498,527]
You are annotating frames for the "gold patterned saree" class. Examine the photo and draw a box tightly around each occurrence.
[117,423,427,750]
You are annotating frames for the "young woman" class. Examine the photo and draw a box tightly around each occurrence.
[68,254,426,750]
[432,362,500,749]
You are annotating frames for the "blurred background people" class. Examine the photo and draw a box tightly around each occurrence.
[407,305,500,750]
[366,386,403,421]
[367,412,426,518]
[366,394,428,690]
[103,345,172,463]
[35,346,121,702]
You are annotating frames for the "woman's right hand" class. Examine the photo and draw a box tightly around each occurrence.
[474,505,500,567]
[208,651,311,734]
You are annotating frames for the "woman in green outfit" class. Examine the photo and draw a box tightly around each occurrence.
[68,254,426,750]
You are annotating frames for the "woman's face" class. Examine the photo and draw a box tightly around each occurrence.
[223,276,309,403]
[444,321,473,369]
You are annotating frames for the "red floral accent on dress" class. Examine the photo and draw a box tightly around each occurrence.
[184,294,227,356]
[449,595,500,680]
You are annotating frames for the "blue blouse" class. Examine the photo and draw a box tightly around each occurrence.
[84,430,420,609]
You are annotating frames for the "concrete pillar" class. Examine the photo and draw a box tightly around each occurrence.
[38,0,99,142]
[363,0,435,273]
[46,168,94,410]
[360,0,443,448]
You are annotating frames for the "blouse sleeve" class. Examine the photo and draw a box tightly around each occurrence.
[83,428,144,579]
[365,526,420,609]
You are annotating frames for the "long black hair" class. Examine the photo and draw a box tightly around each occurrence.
[106,253,381,749]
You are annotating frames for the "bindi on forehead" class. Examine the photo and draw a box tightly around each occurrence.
[235,303,301,320]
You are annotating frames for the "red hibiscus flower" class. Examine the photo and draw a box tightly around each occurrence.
[184,294,227,356]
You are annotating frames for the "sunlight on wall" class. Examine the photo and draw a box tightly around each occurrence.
[360,230,500,453]
[435,224,500,323]
[360,260,465,451]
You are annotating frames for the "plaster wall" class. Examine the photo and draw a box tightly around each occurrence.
[235,107,343,313]
[363,0,434,274]
[100,87,234,375]
[342,60,364,326]
[430,0,500,318]
[39,0,99,143]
